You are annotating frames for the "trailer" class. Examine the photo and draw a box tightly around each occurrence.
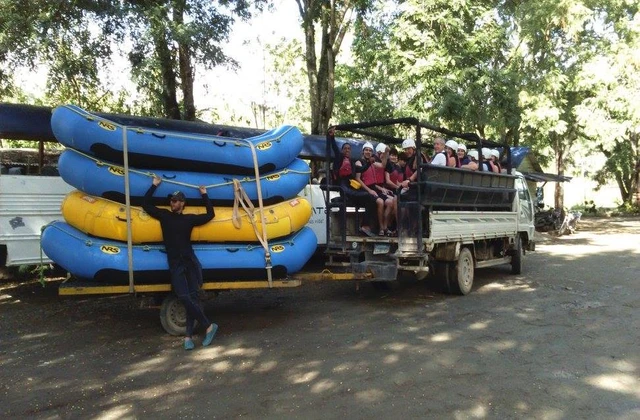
[319,118,536,294]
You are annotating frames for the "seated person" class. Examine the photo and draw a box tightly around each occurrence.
[490,149,503,173]
[399,138,424,191]
[430,137,447,166]
[356,142,392,236]
[328,128,379,236]
[458,144,470,165]
[444,139,460,168]
[386,149,405,190]
[461,150,479,171]
[480,148,495,172]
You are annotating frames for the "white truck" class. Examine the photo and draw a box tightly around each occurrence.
[319,118,536,294]
[0,174,73,268]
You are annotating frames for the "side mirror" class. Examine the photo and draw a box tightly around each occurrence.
[535,187,544,208]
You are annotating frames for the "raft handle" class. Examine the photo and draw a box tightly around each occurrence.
[213,140,226,147]
[151,132,166,139]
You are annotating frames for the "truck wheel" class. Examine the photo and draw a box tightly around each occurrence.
[511,235,523,275]
[160,294,187,336]
[448,248,474,295]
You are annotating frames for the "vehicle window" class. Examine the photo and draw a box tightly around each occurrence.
[515,177,528,201]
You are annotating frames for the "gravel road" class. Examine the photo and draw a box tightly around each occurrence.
[1,217,638,419]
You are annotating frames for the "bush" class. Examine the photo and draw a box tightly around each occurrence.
[571,201,605,217]
[610,202,640,217]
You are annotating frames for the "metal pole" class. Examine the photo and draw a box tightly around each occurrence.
[121,126,135,293]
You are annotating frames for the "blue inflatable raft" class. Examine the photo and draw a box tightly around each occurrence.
[51,104,305,174]
[41,221,318,284]
[58,149,311,206]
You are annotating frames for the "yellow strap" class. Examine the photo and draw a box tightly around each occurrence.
[243,142,273,286]
[231,179,256,230]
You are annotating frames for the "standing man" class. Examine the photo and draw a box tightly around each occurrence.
[143,176,217,350]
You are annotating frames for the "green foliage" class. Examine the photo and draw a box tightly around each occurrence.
[372,0,525,143]
[295,0,373,134]
[334,9,398,127]
[262,38,310,130]
[0,0,265,119]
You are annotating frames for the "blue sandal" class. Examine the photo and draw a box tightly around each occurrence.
[202,323,218,347]
[184,338,195,351]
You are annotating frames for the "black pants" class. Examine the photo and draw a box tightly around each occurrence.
[169,256,210,337]
[345,188,378,227]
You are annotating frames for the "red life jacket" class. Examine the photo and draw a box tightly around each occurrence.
[360,161,378,187]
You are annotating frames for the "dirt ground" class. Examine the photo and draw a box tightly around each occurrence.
[1,217,638,419]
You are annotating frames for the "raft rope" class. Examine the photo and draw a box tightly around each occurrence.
[80,106,296,146]
[70,148,310,191]
[231,179,273,257]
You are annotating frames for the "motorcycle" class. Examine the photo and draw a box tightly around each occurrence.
[535,208,581,236]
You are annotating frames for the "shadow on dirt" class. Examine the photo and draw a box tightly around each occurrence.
[1,217,638,418]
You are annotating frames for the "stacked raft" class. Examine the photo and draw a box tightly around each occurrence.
[41,104,318,284]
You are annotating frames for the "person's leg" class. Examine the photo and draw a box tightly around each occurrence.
[183,261,211,330]
[376,197,385,234]
[353,192,374,235]
[384,197,395,234]
[185,259,218,346]
[171,263,211,339]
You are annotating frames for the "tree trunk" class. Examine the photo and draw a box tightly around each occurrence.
[554,135,564,210]
[152,27,181,119]
[174,2,195,121]
[633,132,640,205]
[297,0,353,135]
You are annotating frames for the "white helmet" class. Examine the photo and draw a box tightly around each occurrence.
[445,139,458,150]
[481,147,492,159]
[457,144,467,152]
[375,143,387,154]
[490,149,500,158]
[467,150,479,160]
[402,138,416,149]
[362,142,374,152]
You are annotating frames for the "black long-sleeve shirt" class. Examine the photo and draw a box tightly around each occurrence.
[142,184,215,262]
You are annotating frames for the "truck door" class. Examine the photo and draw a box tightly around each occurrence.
[515,176,534,236]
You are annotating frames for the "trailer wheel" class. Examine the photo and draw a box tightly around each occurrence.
[448,248,474,295]
[160,294,187,336]
[511,235,523,275]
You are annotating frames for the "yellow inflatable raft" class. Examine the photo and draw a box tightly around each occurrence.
[61,190,312,244]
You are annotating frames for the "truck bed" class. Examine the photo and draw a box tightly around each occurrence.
[428,211,519,244]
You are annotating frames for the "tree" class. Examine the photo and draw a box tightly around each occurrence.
[515,0,604,209]
[575,4,640,205]
[295,0,370,134]
[0,0,264,120]
[0,0,122,106]
[386,0,523,142]
[333,7,398,127]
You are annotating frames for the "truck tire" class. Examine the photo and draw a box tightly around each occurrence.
[448,248,474,295]
[160,294,188,336]
[511,235,523,275]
